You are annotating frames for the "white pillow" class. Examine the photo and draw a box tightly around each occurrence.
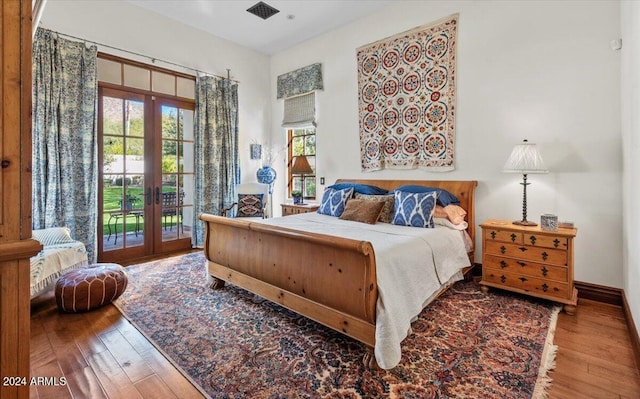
[32,227,75,246]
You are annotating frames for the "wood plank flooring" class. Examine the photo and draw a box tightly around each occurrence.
[29,282,639,398]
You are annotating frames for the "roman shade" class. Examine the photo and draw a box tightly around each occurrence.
[282,92,316,127]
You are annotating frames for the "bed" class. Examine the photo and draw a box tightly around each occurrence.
[199,179,477,369]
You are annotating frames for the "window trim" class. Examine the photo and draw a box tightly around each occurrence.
[286,127,316,200]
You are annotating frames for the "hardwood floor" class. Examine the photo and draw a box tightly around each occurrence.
[30,284,639,398]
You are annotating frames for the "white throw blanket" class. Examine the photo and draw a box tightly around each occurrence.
[258,212,470,369]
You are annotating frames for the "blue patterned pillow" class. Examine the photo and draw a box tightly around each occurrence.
[317,187,354,217]
[327,183,388,195]
[393,185,459,206]
[392,190,438,228]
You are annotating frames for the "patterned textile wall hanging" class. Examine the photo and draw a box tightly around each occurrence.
[357,14,458,172]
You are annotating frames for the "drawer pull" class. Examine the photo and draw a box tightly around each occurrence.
[500,245,506,254]
[519,277,528,282]
[500,260,507,269]
[541,266,548,276]
[510,233,517,242]
[542,283,549,292]
[553,238,560,248]
[529,235,537,245]
[517,261,526,267]
[519,247,528,252]
[500,275,506,283]
[490,231,497,239]
[541,252,549,261]
[1,160,9,168]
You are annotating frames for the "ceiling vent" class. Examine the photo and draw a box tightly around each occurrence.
[247,1,280,20]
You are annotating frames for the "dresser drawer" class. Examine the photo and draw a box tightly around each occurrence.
[483,269,570,300]
[522,233,568,250]
[485,229,523,244]
[484,254,568,282]
[484,241,568,266]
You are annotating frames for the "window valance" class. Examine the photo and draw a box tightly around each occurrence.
[276,63,323,99]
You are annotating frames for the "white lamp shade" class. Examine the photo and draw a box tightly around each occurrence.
[503,140,548,174]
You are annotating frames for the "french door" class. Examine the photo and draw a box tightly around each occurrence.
[98,87,195,262]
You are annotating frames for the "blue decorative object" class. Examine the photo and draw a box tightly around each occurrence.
[317,187,354,217]
[392,190,438,228]
[256,166,277,193]
[327,182,387,195]
[393,185,460,206]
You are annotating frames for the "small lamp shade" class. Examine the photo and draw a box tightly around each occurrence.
[504,139,548,226]
[291,155,314,175]
[503,139,548,174]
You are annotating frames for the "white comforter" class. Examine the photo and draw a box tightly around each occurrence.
[258,212,470,369]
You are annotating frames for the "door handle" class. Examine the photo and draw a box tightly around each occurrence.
[146,187,152,206]
[155,187,160,205]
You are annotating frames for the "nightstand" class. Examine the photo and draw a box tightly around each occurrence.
[479,219,578,315]
[281,203,319,216]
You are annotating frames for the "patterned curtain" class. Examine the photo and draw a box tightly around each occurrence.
[192,76,239,247]
[32,29,98,261]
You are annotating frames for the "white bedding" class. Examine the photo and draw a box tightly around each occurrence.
[258,212,470,369]
[30,241,88,298]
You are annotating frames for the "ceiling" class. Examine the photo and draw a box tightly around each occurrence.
[127,0,394,55]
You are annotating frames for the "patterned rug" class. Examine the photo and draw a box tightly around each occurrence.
[114,252,559,399]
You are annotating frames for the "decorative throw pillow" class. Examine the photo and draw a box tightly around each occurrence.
[236,194,264,218]
[393,185,460,206]
[392,190,438,228]
[327,182,388,196]
[339,199,385,224]
[317,187,354,217]
[354,193,395,223]
[32,227,75,246]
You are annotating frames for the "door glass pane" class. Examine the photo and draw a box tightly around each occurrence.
[103,97,124,135]
[181,109,194,141]
[125,100,144,137]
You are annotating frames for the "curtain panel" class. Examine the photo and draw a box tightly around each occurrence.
[276,63,323,100]
[193,76,239,247]
[32,29,98,261]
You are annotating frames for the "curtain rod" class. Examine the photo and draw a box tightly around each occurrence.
[40,27,239,83]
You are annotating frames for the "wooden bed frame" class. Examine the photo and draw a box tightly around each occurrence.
[199,179,477,367]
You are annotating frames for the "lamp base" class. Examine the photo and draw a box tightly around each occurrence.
[513,220,538,226]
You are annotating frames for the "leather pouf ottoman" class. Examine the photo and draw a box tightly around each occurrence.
[55,263,128,313]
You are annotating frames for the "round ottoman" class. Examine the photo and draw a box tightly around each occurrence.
[55,263,128,313]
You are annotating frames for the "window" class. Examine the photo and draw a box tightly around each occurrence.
[287,127,316,199]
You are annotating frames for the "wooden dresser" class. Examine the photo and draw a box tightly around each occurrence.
[1,1,41,398]
[281,203,319,216]
[479,219,578,314]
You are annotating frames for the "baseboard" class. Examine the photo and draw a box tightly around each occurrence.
[621,289,640,370]
[574,280,623,306]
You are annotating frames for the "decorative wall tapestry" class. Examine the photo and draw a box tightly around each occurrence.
[357,14,458,172]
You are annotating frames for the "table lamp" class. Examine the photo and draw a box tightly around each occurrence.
[503,139,548,226]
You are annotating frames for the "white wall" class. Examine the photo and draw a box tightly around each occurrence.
[40,0,271,183]
[621,0,640,337]
[270,1,622,288]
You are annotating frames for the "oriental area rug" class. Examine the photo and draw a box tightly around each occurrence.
[114,252,560,399]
